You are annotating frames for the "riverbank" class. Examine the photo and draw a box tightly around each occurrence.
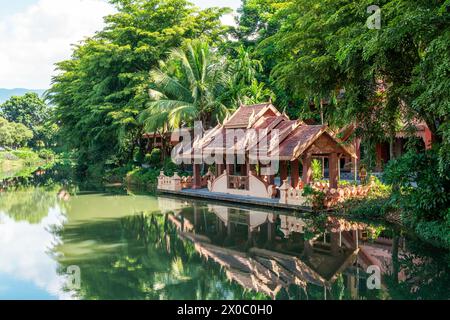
[0,148,57,181]
[337,187,450,250]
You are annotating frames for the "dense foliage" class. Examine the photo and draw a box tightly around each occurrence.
[0,117,33,148]
[140,40,231,131]
[47,0,231,178]
[383,150,450,248]
[0,93,56,148]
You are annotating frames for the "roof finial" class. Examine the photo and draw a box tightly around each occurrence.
[268,96,272,104]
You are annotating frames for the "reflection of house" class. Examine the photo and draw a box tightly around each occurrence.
[168,203,363,299]
[160,196,425,299]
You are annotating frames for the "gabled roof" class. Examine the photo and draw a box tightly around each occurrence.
[223,103,281,128]
[277,125,326,160]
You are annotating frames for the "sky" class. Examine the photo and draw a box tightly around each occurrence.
[0,0,241,89]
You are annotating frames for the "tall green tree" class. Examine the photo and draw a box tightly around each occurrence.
[48,0,230,177]
[262,0,449,149]
[225,46,274,105]
[0,117,33,148]
[0,93,51,147]
[231,0,302,116]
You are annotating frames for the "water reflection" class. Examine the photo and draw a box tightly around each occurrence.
[0,188,69,299]
[158,197,450,300]
[0,187,448,300]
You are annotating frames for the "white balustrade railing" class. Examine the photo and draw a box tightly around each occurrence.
[157,171,182,191]
[279,180,309,206]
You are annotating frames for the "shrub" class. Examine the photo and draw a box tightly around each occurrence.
[162,158,178,176]
[311,159,323,181]
[302,184,326,210]
[125,167,160,186]
[144,148,162,166]
[383,149,449,223]
[38,148,55,161]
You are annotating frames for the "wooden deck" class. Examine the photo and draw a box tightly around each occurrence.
[157,187,314,213]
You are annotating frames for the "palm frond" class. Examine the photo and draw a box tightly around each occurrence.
[150,69,192,102]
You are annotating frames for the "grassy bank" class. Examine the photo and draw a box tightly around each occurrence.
[0,148,56,180]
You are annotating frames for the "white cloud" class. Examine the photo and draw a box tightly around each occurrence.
[0,0,115,89]
[0,207,73,300]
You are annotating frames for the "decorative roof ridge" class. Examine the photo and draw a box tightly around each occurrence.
[241,101,271,108]
[323,127,358,159]
[222,105,244,127]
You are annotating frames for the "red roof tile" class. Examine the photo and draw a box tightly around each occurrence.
[224,103,274,128]
[198,104,356,160]
[277,125,325,159]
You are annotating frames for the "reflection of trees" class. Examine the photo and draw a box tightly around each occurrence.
[0,187,61,224]
[384,239,450,300]
[274,212,449,300]
[52,212,268,300]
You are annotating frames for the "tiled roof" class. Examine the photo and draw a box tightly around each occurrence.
[198,103,356,159]
[278,125,325,159]
[224,103,273,128]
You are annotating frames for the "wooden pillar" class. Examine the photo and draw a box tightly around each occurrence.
[290,159,299,188]
[301,154,312,185]
[329,152,338,189]
[280,160,288,185]
[226,164,234,175]
[267,170,275,185]
[304,239,314,258]
[375,143,383,172]
[217,163,225,176]
[338,155,341,181]
[353,230,359,249]
[218,219,224,234]
[193,205,200,231]
[267,221,274,242]
[331,232,340,257]
[227,222,232,236]
[193,163,202,189]
[240,158,248,176]
[424,127,433,150]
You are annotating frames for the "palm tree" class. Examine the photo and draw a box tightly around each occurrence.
[140,40,231,131]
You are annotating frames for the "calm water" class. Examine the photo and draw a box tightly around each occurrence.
[0,186,449,300]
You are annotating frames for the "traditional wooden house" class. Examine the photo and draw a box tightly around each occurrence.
[337,119,433,173]
[173,102,357,197]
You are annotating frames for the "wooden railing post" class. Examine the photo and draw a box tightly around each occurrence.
[172,172,181,191]
[279,179,290,204]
